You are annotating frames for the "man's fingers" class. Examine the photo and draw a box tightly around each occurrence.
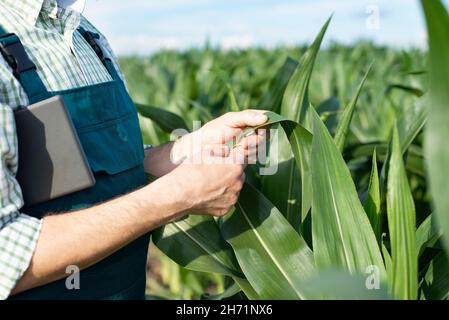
[210,144,230,157]
[227,146,248,167]
[237,131,268,151]
[223,110,268,128]
[257,127,269,140]
[237,134,258,150]
[199,145,232,164]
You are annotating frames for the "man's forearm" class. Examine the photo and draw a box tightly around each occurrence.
[144,136,190,177]
[12,175,185,295]
[144,141,177,177]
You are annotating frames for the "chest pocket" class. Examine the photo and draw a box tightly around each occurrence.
[58,80,144,176]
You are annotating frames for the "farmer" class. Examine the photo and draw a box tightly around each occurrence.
[0,0,267,299]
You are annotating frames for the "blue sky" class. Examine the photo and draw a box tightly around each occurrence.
[83,0,448,55]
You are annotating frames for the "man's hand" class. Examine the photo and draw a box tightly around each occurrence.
[164,148,246,217]
[144,110,268,177]
[145,110,268,218]
[161,110,268,217]
[172,110,268,164]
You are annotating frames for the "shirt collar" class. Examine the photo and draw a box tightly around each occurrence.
[3,0,84,26]
[57,0,86,13]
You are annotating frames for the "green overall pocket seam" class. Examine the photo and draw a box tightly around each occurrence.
[77,111,137,134]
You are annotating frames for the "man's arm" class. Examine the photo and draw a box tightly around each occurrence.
[11,175,182,295]
[12,146,249,294]
[143,141,178,178]
[0,100,42,299]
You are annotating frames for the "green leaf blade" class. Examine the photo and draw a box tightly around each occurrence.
[334,63,372,152]
[152,215,244,278]
[281,120,314,224]
[221,183,316,300]
[136,103,189,133]
[262,135,302,231]
[386,125,418,300]
[416,214,441,257]
[259,57,299,112]
[422,252,449,300]
[234,111,313,231]
[363,150,382,242]
[310,110,386,277]
[227,84,240,112]
[280,16,332,125]
[422,0,449,256]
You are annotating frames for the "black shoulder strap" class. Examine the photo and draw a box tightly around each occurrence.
[77,27,121,81]
[0,25,50,103]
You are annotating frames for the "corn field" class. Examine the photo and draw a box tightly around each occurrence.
[119,0,448,300]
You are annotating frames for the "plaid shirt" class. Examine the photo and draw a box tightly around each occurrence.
[0,0,126,299]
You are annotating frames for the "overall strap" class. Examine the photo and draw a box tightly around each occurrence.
[78,27,121,81]
[0,27,51,104]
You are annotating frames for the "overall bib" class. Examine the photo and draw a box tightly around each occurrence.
[0,27,150,299]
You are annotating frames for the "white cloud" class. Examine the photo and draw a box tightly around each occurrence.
[110,35,182,55]
[418,29,428,48]
[220,34,255,50]
[85,0,214,15]
[109,33,258,54]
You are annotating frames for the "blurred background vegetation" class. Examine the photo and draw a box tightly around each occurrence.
[118,41,426,299]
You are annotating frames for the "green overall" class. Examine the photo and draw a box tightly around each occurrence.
[0,27,150,299]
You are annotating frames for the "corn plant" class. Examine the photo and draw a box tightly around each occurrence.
[121,0,449,300]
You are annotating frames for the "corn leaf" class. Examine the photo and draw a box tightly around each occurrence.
[211,68,240,112]
[283,116,313,226]
[363,150,382,242]
[416,214,441,257]
[422,252,449,300]
[227,85,240,112]
[334,63,372,152]
[221,183,316,299]
[230,111,313,232]
[397,101,427,152]
[259,58,303,229]
[310,109,386,277]
[136,103,189,133]
[262,131,302,230]
[258,18,330,233]
[233,278,261,300]
[379,101,427,196]
[271,18,330,227]
[152,215,244,278]
[385,84,425,98]
[422,0,449,255]
[201,282,241,300]
[382,241,393,288]
[386,125,418,300]
[262,125,310,231]
[259,57,299,112]
[317,96,340,134]
[280,15,331,126]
